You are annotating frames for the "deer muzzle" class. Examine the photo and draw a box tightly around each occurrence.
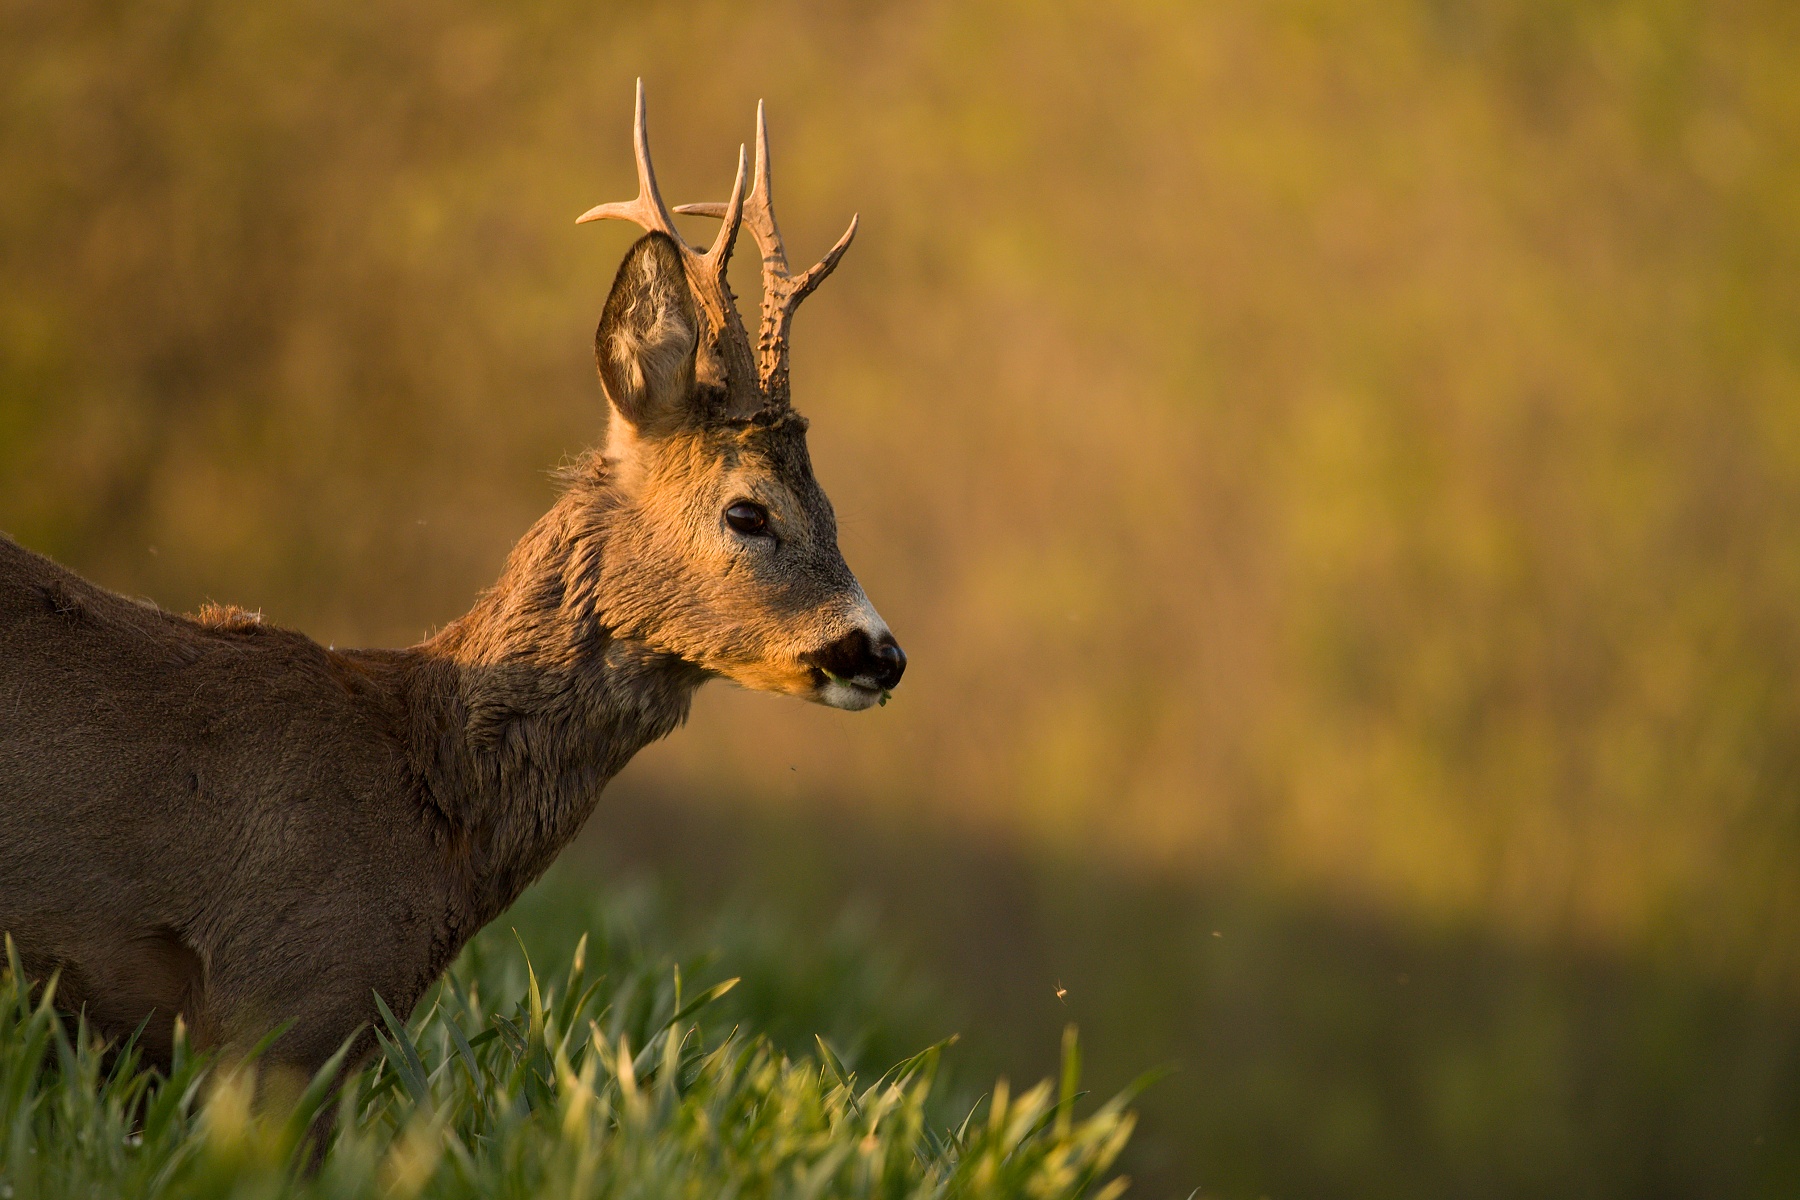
[803,625,906,709]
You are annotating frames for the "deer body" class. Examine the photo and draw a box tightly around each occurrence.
[0,487,703,1070]
[0,85,903,1078]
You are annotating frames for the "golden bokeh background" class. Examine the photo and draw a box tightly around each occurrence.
[5,1,1799,1194]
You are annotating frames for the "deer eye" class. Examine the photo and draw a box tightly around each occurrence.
[725,501,770,537]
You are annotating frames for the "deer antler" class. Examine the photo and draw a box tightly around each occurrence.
[676,101,857,405]
[577,80,762,412]
[577,79,748,280]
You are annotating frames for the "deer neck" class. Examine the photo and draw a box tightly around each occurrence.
[410,474,706,917]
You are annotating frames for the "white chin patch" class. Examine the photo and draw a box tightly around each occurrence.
[817,678,884,711]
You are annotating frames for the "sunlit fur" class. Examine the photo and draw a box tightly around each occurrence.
[592,419,882,696]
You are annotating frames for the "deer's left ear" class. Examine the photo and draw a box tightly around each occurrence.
[596,232,700,437]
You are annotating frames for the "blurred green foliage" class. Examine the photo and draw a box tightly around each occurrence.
[4,0,1800,1194]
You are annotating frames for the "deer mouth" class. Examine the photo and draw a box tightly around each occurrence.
[809,666,892,710]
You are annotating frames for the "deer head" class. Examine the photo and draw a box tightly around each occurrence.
[572,82,903,711]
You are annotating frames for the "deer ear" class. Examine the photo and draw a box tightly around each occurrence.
[595,232,700,436]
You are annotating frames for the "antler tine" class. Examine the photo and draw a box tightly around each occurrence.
[785,211,857,309]
[698,143,749,281]
[575,79,689,248]
[740,98,861,313]
[746,99,789,277]
[677,102,787,274]
[674,100,857,401]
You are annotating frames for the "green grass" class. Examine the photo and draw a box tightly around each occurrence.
[0,883,1136,1200]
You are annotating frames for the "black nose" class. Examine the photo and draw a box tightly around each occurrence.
[804,628,907,691]
[871,635,907,690]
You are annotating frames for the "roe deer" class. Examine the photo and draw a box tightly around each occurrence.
[0,82,904,1081]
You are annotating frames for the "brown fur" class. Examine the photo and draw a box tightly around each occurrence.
[0,231,901,1078]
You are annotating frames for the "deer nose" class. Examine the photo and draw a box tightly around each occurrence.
[805,628,907,692]
[871,634,906,690]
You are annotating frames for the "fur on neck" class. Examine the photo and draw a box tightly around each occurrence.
[408,458,708,920]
